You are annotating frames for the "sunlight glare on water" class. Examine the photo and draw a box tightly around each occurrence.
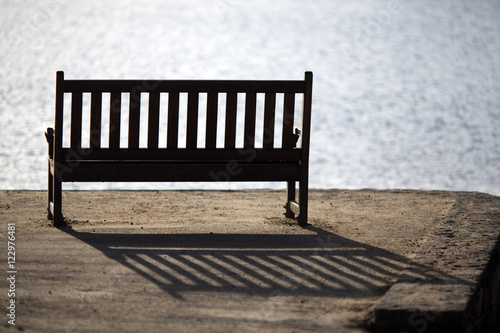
[0,0,499,195]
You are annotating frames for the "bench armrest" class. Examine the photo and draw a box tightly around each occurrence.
[43,122,54,159]
[43,121,54,143]
[292,127,301,147]
[43,121,54,133]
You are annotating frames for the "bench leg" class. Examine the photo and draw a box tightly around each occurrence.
[47,159,53,220]
[52,177,63,225]
[48,161,63,225]
[285,181,296,218]
[297,178,308,226]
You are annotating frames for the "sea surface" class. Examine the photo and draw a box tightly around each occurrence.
[1,0,499,195]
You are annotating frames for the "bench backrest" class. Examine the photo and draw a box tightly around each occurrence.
[53,71,312,163]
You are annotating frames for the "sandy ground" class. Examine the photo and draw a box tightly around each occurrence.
[1,189,498,332]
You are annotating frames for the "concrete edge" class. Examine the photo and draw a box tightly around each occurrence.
[374,192,500,333]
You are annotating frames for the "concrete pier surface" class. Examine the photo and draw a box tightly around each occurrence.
[1,189,499,332]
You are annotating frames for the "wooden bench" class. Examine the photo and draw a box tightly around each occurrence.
[45,71,313,226]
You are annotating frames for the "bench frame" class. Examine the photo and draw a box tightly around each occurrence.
[45,71,313,226]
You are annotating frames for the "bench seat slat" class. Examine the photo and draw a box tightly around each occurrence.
[60,163,300,182]
[61,148,301,162]
[62,80,305,94]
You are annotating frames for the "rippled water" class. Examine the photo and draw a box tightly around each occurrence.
[1,0,499,195]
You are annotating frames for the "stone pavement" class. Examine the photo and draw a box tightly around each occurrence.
[0,189,499,332]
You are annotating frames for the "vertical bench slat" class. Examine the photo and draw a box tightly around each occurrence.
[263,93,276,149]
[128,91,141,149]
[167,92,180,149]
[205,92,218,149]
[282,92,295,148]
[70,92,83,149]
[224,92,238,149]
[90,92,102,148]
[109,92,121,149]
[147,92,160,148]
[244,92,257,149]
[186,92,199,149]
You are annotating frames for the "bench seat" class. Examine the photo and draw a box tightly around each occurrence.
[52,161,300,182]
